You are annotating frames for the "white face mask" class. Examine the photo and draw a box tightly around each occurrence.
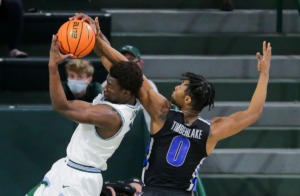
[67,79,88,94]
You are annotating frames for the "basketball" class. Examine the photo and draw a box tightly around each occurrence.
[57,19,95,58]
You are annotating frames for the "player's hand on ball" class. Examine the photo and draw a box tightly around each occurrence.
[70,13,97,34]
[49,35,73,66]
[57,20,95,58]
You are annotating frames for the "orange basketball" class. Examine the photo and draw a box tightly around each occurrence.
[57,19,95,58]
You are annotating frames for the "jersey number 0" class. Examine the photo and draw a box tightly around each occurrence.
[166,136,190,167]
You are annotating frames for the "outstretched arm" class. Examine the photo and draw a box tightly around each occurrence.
[92,17,170,132]
[70,13,171,133]
[94,17,128,70]
[207,41,271,153]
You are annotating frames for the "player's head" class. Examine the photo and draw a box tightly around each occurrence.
[65,59,94,95]
[171,72,215,112]
[119,45,144,68]
[104,61,143,103]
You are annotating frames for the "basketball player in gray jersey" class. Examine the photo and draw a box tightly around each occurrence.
[73,13,272,196]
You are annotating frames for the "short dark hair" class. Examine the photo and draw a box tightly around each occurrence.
[181,72,215,112]
[110,61,143,97]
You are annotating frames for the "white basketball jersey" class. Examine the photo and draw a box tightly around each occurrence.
[67,93,141,170]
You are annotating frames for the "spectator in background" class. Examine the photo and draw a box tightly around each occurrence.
[102,45,158,132]
[62,59,102,102]
[0,0,27,57]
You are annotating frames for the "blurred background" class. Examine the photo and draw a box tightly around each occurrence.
[0,0,300,195]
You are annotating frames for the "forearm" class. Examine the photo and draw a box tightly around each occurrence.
[49,64,68,111]
[248,70,269,114]
[100,31,110,46]
[98,37,127,63]
[228,71,269,125]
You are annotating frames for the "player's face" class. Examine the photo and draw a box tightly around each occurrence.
[103,74,124,103]
[171,80,189,107]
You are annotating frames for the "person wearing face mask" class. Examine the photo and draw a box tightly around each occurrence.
[62,59,102,102]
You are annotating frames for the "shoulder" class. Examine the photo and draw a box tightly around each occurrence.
[148,80,158,92]
[198,117,211,126]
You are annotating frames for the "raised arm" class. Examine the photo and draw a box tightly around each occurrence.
[94,17,130,71]
[207,41,271,153]
[49,35,121,131]
[70,13,171,132]
[70,13,127,71]
[93,17,170,132]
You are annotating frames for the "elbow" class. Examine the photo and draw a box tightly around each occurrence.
[51,101,68,114]
[249,109,263,124]
[253,112,262,123]
[52,104,62,114]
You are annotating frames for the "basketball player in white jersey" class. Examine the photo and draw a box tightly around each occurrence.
[26,35,144,196]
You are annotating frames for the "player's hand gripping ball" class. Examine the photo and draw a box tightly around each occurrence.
[57,19,95,58]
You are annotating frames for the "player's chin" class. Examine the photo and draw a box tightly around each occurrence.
[170,92,176,100]
[104,94,110,101]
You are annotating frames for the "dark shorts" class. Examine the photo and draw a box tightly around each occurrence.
[142,186,191,196]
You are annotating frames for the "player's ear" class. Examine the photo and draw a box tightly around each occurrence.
[121,89,131,98]
[185,95,192,104]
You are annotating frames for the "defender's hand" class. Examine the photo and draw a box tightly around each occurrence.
[256,41,272,73]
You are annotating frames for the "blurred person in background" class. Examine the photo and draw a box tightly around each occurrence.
[63,59,102,102]
[0,0,27,57]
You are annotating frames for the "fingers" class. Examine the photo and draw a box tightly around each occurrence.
[70,13,93,24]
[257,41,272,73]
[267,42,272,55]
[52,34,57,43]
[263,41,271,53]
[263,41,266,54]
[95,17,100,35]
[51,34,73,59]
[63,53,74,59]
[69,12,84,20]
[69,13,97,35]
[95,17,99,28]
[256,52,261,71]
[256,52,261,60]
[262,41,272,61]
[51,35,59,49]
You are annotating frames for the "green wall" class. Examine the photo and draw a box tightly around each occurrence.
[0,106,149,195]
